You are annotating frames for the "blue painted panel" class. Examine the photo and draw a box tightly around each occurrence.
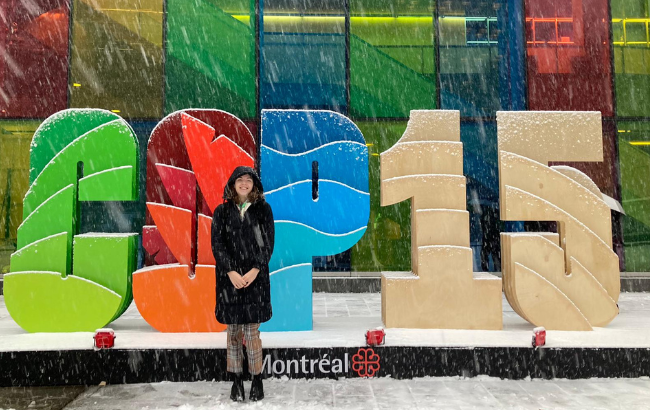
[261,142,368,192]
[261,110,366,153]
[266,182,369,235]
[260,264,313,332]
[260,33,346,111]
[260,110,370,331]
[268,222,367,272]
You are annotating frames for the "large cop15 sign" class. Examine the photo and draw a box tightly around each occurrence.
[5,109,620,334]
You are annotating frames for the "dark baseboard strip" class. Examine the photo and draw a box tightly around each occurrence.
[1,346,649,387]
[313,277,381,293]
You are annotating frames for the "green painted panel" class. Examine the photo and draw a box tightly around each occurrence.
[8,109,140,332]
[4,272,122,333]
[10,233,68,275]
[611,0,650,117]
[615,73,650,117]
[78,166,137,202]
[23,120,138,217]
[350,1,435,119]
[350,121,411,272]
[165,0,255,118]
[29,110,120,183]
[619,121,650,271]
[16,185,75,252]
[73,234,137,320]
[350,35,436,118]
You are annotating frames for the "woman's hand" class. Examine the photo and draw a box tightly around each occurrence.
[242,268,260,287]
[227,271,247,289]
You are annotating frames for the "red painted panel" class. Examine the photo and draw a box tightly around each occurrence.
[133,265,226,332]
[147,203,192,266]
[182,113,255,211]
[0,0,69,118]
[197,214,215,266]
[138,110,257,332]
[156,164,197,211]
[142,226,177,265]
[525,0,613,116]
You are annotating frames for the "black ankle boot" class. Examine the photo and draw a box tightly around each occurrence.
[249,374,264,401]
[230,373,245,402]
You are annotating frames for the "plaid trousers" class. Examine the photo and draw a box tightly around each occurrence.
[226,323,263,375]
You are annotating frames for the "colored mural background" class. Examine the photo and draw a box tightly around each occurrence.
[0,0,644,277]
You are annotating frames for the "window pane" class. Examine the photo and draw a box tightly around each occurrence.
[261,0,346,111]
[438,1,509,117]
[462,121,500,271]
[166,0,256,119]
[619,121,650,271]
[0,120,39,273]
[349,0,436,118]
[350,120,502,272]
[0,1,69,118]
[70,0,163,118]
[350,121,411,272]
[612,1,650,117]
[525,0,613,115]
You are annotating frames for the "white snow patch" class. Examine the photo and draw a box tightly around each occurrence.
[262,140,367,157]
[265,179,369,196]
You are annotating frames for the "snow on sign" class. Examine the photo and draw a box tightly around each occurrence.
[380,110,503,330]
[6,109,140,332]
[134,109,256,332]
[260,110,370,331]
[5,108,370,334]
[5,108,620,334]
[379,110,620,331]
[497,111,620,330]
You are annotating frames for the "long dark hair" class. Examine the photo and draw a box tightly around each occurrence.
[225,181,265,204]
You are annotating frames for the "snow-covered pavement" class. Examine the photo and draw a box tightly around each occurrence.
[2,293,650,351]
[59,376,650,409]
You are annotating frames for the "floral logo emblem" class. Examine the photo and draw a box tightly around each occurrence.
[352,348,381,378]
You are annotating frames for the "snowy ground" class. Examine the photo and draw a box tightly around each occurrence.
[5,375,642,410]
[1,293,650,409]
[1,293,650,351]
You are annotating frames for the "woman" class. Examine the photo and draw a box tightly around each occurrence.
[211,166,274,402]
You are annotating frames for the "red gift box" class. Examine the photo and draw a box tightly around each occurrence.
[366,328,385,346]
[532,327,546,348]
[94,328,116,349]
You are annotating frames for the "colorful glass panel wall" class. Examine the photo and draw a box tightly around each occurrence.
[260,0,346,110]
[69,0,164,118]
[619,121,650,271]
[349,0,436,118]
[0,0,69,118]
[166,0,256,119]
[462,121,501,271]
[438,0,507,117]
[0,121,40,273]
[612,0,650,117]
[525,0,613,116]
[350,121,411,272]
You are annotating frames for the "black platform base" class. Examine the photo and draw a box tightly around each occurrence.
[2,346,650,387]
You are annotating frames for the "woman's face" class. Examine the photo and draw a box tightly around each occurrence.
[234,174,254,199]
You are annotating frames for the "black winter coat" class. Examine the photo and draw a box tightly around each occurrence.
[212,170,274,324]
